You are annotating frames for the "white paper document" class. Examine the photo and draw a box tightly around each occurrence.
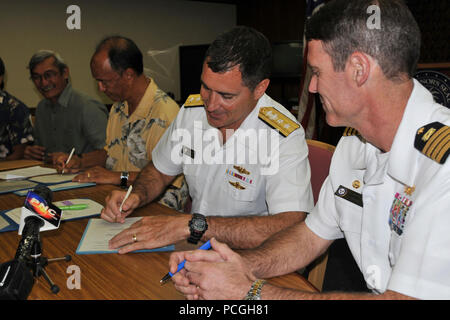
[13,181,96,196]
[29,173,78,184]
[0,215,10,230]
[0,166,57,180]
[4,198,103,225]
[76,217,175,254]
[0,179,37,194]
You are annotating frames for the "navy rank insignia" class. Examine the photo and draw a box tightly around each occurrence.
[343,127,366,142]
[414,122,450,164]
[258,107,299,137]
[184,94,204,108]
[343,127,360,136]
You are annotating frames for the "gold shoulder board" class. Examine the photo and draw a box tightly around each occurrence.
[184,94,204,108]
[343,127,360,136]
[415,121,450,164]
[258,107,299,137]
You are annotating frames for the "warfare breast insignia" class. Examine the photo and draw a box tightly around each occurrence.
[184,94,204,108]
[229,181,246,190]
[233,165,250,175]
[258,107,299,137]
[389,192,413,236]
[414,122,450,164]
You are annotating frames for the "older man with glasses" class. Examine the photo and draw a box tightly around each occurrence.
[24,50,108,166]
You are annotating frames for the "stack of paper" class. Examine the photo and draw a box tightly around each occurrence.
[0,166,57,180]
[76,217,175,254]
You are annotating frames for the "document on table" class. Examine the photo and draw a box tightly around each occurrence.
[76,217,175,254]
[0,179,38,194]
[2,198,103,229]
[0,215,10,230]
[13,181,96,196]
[29,173,77,184]
[0,166,57,180]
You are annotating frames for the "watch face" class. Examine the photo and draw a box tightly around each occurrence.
[193,219,206,230]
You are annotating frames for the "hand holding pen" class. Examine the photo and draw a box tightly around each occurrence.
[61,147,75,175]
[161,240,212,284]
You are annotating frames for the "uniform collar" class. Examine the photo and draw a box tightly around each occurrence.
[387,79,434,186]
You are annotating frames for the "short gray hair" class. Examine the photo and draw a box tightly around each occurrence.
[28,50,68,75]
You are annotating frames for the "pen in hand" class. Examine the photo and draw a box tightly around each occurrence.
[119,185,133,213]
[160,239,212,285]
[61,147,75,175]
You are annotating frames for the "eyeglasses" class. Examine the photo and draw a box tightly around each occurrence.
[30,70,59,82]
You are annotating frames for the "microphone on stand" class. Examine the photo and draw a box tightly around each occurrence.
[0,185,67,299]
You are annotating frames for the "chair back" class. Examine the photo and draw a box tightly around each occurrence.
[305,139,335,292]
[306,139,335,204]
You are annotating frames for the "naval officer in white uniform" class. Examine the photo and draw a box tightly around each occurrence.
[101,26,314,253]
[169,0,450,300]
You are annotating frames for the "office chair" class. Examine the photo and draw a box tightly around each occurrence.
[304,139,335,291]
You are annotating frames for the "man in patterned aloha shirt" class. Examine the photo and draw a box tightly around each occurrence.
[61,36,188,212]
[0,57,34,160]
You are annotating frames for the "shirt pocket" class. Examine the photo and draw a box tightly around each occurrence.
[221,168,257,202]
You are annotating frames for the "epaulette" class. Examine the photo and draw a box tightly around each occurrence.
[343,127,360,136]
[258,107,299,137]
[184,94,204,108]
[343,127,366,143]
[415,121,450,164]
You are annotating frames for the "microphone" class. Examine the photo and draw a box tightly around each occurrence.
[18,184,61,235]
[0,185,62,299]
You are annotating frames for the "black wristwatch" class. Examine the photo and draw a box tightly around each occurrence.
[120,171,129,189]
[188,213,208,244]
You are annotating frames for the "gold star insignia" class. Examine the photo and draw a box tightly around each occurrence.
[404,185,415,196]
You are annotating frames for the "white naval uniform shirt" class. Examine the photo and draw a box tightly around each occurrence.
[306,80,450,299]
[152,93,314,217]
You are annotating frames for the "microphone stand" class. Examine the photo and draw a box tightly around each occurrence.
[30,238,71,295]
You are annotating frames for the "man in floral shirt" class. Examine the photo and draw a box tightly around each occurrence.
[0,57,34,160]
[60,36,188,211]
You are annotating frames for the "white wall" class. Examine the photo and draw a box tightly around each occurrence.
[0,0,236,106]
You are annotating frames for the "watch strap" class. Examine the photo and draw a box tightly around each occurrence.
[120,171,129,189]
[244,279,266,300]
[187,213,207,244]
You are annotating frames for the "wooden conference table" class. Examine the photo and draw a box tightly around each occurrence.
[0,163,317,299]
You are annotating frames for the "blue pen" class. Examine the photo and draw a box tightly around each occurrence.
[160,240,212,284]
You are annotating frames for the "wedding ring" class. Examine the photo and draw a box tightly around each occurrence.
[132,234,137,243]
